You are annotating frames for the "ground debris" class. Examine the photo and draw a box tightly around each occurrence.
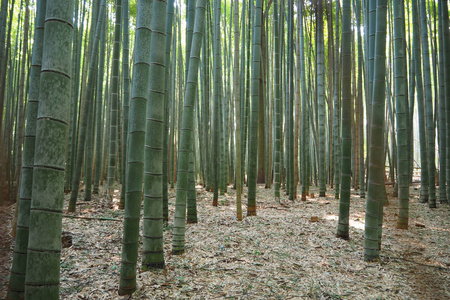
[415,222,426,228]
[1,184,449,299]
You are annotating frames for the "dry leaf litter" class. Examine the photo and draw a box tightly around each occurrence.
[0,183,449,299]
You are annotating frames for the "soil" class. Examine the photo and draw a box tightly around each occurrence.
[0,204,14,296]
[0,183,449,299]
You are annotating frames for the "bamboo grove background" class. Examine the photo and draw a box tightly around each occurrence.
[1,0,449,298]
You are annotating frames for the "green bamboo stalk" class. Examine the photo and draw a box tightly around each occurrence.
[355,0,365,199]
[333,0,341,200]
[142,0,167,270]
[337,0,352,240]
[187,145,197,223]
[220,85,227,195]
[0,0,8,95]
[229,3,236,187]
[118,0,153,295]
[219,13,227,194]
[12,0,31,204]
[364,0,387,262]
[7,1,46,298]
[212,0,221,206]
[169,9,178,190]
[172,0,206,254]
[1,1,20,204]
[67,0,106,212]
[163,0,175,221]
[364,0,376,193]
[201,7,210,191]
[185,0,195,82]
[223,4,232,190]
[438,0,448,204]
[267,20,274,190]
[407,0,415,185]
[84,0,102,202]
[393,0,409,229]
[176,7,184,187]
[274,0,281,201]
[66,0,87,193]
[0,0,15,202]
[300,0,309,200]
[441,0,450,201]
[119,0,130,208]
[317,0,326,197]
[107,0,122,200]
[287,0,295,200]
[93,3,108,195]
[242,0,251,188]
[257,9,265,187]
[412,0,429,204]
[102,47,111,183]
[233,0,242,219]
[247,0,262,216]
[24,0,74,297]
[419,0,436,208]
[238,0,247,190]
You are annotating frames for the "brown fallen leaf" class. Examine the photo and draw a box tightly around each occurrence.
[415,222,426,228]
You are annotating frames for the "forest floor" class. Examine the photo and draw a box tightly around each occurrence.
[1,183,449,299]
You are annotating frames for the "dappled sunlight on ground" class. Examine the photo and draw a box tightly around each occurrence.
[0,183,449,299]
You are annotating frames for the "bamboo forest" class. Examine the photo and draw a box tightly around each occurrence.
[1,0,450,299]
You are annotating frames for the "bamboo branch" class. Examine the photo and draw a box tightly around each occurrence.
[63,215,122,222]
